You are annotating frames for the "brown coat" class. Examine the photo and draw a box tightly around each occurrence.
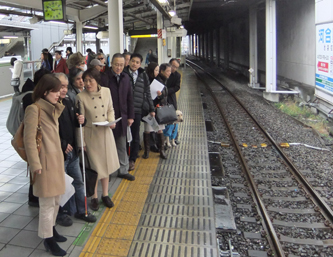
[76,86,120,179]
[24,99,65,198]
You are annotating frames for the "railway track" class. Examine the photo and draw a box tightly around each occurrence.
[187,59,333,257]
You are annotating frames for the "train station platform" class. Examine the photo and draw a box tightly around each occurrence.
[0,68,218,257]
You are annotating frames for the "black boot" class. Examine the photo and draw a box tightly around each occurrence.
[53,226,67,242]
[150,132,159,152]
[157,133,167,159]
[44,237,66,256]
[142,133,150,159]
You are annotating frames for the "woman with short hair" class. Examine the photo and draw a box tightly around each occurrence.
[67,68,84,104]
[76,68,120,211]
[24,74,66,256]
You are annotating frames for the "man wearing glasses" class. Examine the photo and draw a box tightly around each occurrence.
[166,58,181,144]
[106,53,135,181]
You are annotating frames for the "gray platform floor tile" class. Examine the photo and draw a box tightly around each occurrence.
[0,202,23,213]
[0,214,33,229]
[9,229,42,248]
[13,203,39,217]
[0,227,20,244]
[0,245,34,257]
[4,193,28,204]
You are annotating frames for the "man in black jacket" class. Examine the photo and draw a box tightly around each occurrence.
[123,53,154,171]
[166,58,181,144]
[55,73,96,225]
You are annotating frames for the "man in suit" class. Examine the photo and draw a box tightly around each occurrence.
[53,50,69,74]
[166,58,181,144]
[106,53,135,181]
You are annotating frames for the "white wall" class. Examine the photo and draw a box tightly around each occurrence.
[276,0,315,86]
[30,22,68,61]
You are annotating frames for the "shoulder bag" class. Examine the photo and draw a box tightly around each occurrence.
[11,103,42,162]
[155,104,177,125]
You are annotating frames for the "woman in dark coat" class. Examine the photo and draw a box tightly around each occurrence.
[41,52,51,71]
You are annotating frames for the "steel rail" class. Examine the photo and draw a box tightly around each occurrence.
[187,61,285,257]
[186,60,333,224]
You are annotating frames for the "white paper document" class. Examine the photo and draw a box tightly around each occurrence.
[59,173,75,207]
[92,117,122,126]
[127,126,132,143]
[150,79,165,100]
[142,115,160,131]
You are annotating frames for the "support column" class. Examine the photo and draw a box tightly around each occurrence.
[157,10,163,64]
[195,34,200,57]
[210,30,214,64]
[108,0,123,55]
[216,28,220,66]
[263,0,279,102]
[76,21,83,53]
[205,32,209,61]
[192,34,195,56]
[248,5,260,88]
[224,23,229,69]
[96,35,100,54]
[201,33,204,58]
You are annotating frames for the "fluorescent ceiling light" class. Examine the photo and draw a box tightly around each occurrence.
[3,36,18,38]
[131,34,157,38]
[169,10,176,16]
[49,21,66,25]
[84,26,98,29]
[158,0,168,3]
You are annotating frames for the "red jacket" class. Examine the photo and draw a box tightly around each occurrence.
[53,57,69,74]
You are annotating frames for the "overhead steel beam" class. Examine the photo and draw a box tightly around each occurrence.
[91,0,153,25]
[188,0,193,20]
[123,11,153,25]
[79,5,107,22]
[149,0,171,19]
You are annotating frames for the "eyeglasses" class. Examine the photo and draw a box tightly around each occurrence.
[113,64,124,68]
[171,65,179,70]
[97,58,104,60]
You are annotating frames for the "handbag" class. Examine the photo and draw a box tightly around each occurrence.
[155,104,177,124]
[79,151,98,198]
[11,103,42,162]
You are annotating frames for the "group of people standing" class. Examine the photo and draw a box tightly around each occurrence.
[18,48,181,256]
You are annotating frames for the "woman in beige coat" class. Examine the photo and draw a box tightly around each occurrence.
[76,68,120,211]
[24,74,67,256]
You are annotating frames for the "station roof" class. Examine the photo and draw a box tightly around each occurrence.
[0,0,264,35]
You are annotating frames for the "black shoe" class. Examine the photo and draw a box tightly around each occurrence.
[28,201,39,207]
[128,161,135,171]
[53,226,67,242]
[90,198,99,211]
[75,212,97,223]
[117,173,135,181]
[175,140,180,145]
[44,237,66,256]
[101,195,114,208]
[56,214,73,227]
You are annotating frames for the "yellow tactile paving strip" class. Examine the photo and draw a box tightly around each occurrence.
[79,155,160,257]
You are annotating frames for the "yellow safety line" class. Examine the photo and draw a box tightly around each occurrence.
[80,69,183,257]
[80,153,160,256]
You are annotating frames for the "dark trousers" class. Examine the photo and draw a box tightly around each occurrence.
[129,113,142,163]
